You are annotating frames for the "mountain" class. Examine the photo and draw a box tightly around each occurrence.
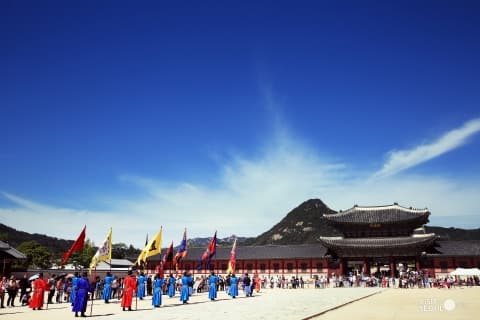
[0,223,73,254]
[2,199,479,254]
[425,226,480,240]
[188,235,250,247]
[246,199,480,245]
[246,199,342,245]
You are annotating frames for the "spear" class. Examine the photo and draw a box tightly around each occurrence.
[90,268,95,316]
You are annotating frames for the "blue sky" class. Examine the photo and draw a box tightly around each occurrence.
[1,1,479,248]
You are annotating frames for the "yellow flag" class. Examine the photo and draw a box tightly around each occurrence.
[89,228,112,274]
[137,227,162,265]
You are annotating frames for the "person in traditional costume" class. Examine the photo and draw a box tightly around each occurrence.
[121,270,137,311]
[208,271,219,301]
[179,272,192,304]
[69,272,80,305]
[29,273,47,310]
[167,274,176,297]
[102,272,114,303]
[72,272,93,317]
[137,272,146,300]
[228,274,238,298]
[151,274,164,308]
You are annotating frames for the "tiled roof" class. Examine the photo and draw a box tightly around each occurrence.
[148,244,327,261]
[318,234,437,249]
[0,240,27,259]
[324,203,430,224]
[432,240,480,256]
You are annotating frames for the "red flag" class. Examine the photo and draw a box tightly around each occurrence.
[197,231,217,271]
[61,226,86,265]
[162,241,174,264]
[173,229,187,267]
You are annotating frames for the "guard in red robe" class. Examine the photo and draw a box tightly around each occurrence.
[121,270,137,311]
[29,273,47,310]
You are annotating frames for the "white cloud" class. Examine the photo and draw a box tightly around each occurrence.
[375,118,480,177]
[2,128,479,250]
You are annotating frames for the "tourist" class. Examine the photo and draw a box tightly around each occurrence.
[72,272,93,318]
[56,277,65,303]
[6,275,18,307]
[151,274,164,307]
[0,276,5,308]
[121,270,136,311]
[111,277,119,299]
[18,274,30,306]
[243,273,252,297]
[47,274,56,304]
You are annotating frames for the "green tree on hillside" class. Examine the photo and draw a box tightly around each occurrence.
[15,240,53,269]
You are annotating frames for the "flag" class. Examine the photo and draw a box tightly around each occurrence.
[162,241,174,264]
[145,228,162,260]
[226,238,237,274]
[89,228,112,273]
[196,231,217,271]
[173,229,187,266]
[136,227,162,266]
[61,226,86,265]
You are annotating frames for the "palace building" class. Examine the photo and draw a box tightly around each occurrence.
[147,204,480,279]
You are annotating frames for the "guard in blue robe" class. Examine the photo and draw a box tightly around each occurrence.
[208,272,219,301]
[69,272,79,305]
[137,272,146,300]
[151,275,165,307]
[167,274,176,297]
[72,272,93,317]
[179,272,192,304]
[102,272,115,303]
[228,274,238,298]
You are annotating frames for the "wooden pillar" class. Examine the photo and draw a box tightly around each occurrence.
[390,259,395,278]
[339,259,344,276]
[310,258,313,279]
[415,259,420,271]
[363,258,370,276]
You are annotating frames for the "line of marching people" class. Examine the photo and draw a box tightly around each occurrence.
[14,269,261,318]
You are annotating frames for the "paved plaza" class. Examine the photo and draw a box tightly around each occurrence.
[1,287,478,320]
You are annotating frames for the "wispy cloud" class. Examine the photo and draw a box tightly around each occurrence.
[375,118,480,177]
[2,125,479,249]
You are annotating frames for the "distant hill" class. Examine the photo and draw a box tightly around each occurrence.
[245,199,342,245]
[246,199,480,245]
[188,235,250,247]
[0,223,73,254]
[2,199,479,254]
[425,226,480,240]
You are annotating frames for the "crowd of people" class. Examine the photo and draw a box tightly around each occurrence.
[1,269,479,316]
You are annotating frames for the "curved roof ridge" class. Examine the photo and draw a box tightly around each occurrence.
[325,203,430,220]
